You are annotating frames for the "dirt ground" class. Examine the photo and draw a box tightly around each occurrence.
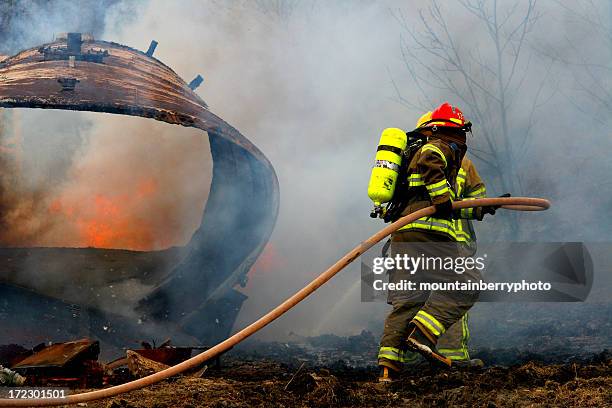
[79,357,611,408]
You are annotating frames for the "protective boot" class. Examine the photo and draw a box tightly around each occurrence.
[452,358,484,370]
[378,361,400,383]
[406,320,452,368]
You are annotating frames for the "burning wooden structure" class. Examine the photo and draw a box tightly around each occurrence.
[0,34,279,349]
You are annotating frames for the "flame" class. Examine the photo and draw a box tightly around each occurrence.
[1,113,211,251]
[48,177,163,251]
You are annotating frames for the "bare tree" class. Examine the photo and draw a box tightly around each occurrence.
[535,0,611,123]
[391,0,555,238]
[526,0,612,221]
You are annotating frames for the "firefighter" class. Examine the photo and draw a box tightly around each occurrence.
[376,103,498,382]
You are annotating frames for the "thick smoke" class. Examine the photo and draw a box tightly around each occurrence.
[33,113,211,250]
[0,1,212,250]
[0,0,130,53]
[109,0,608,340]
[0,109,86,246]
[0,0,610,345]
[0,109,212,251]
[101,0,411,337]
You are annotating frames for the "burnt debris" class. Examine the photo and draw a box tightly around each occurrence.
[0,338,219,388]
[11,339,103,388]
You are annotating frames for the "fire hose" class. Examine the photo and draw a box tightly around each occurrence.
[0,196,549,407]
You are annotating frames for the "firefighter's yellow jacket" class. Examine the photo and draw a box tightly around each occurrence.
[454,156,486,245]
[395,137,465,240]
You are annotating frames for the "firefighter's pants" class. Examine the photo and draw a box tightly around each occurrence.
[378,303,471,365]
[378,230,480,367]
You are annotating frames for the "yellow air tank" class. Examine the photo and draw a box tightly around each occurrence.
[367,128,407,214]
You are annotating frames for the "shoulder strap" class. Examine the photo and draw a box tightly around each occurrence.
[382,135,425,222]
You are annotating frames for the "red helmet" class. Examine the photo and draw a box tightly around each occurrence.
[417,102,468,129]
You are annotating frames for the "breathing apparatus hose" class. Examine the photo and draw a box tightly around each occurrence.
[0,196,550,407]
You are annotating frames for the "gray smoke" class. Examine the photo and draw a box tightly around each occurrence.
[0,0,129,54]
[0,0,212,249]
[1,0,610,346]
[131,0,606,340]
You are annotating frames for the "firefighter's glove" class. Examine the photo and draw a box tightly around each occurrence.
[477,193,511,220]
[434,199,454,220]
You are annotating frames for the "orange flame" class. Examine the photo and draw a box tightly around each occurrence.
[47,177,165,251]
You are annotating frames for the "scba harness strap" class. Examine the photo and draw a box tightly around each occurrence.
[385,134,465,239]
[382,133,425,223]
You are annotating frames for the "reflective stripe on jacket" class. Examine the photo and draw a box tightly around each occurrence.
[453,157,486,244]
[397,137,464,239]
